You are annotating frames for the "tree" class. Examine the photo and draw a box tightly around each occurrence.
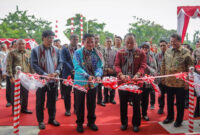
[128,16,176,46]
[63,13,114,45]
[0,6,52,44]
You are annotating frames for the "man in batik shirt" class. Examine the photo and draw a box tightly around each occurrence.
[162,34,193,127]
[73,33,103,133]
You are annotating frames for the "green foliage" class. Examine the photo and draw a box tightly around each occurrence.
[128,16,176,46]
[187,30,200,49]
[193,30,200,43]
[63,13,114,45]
[0,6,52,44]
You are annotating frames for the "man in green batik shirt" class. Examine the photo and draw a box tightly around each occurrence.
[6,39,33,114]
[161,34,193,128]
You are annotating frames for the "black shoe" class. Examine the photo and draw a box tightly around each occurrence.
[103,100,108,104]
[21,110,32,114]
[174,122,182,127]
[129,101,133,106]
[87,123,98,131]
[133,126,139,132]
[77,125,84,133]
[142,115,149,121]
[194,113,200,118]
[97,102,106,106]
[158,109,164,114]
[163,119,174,124]
[6,103,11,107]
[39,122,45,130]
[150,105,155,110]
[65,111,71,116]
[120,124,128,131]
[48,120,60,126]
[110,100,116,104]
[185,104,189,109]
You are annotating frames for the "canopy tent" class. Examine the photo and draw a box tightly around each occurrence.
[177,6,200,43]
[0,38,38,49]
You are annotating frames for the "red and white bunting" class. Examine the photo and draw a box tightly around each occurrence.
[177,6,200,43]
[80,14,84,45]
[71,17,74,35]
[55,20,58,38]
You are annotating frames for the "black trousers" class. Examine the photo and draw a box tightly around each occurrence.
[194,96,200,117]
[11,83,29,111]
[36,83,57,122]
[141,87,152,116]
[56,80,64,98]
[104,87,115,102]
[166,86,186,124]
[62,84,72,112]
[150,89,155,106]
[158,83,167,109]
[103,74,116,102]
[119,90,141,126]
[6,76,12,103]
[185,90,189,106]
[74,87,97,125]
[97,84,103,103]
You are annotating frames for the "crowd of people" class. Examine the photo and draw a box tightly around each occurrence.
[0,30,200,133]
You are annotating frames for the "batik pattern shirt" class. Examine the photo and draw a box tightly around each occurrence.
[73,47,103,89]
[161,46,193,87]
[7,49,33,77]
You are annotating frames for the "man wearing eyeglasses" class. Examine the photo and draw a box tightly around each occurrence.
[31,30,62,130]
[161,34,193,127]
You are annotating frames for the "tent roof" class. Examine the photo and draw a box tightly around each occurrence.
[177,6,200,17]
[0,38,38,49]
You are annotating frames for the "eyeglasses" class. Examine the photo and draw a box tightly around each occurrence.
[142,47,149,49]
[46,36,54,40]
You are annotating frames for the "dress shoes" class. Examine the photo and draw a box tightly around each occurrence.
[120,124,128,131]
[150,105,155,110]
[21,110,32,114]
[142,115,149,121]
[77,125,84,133]
[87,123,98,131]
[174,122,182,127]
[103,99,109,104]
[157,109,164,114]
[133,126,139,132]
[97,102,106,106]
[6,103,12,107]
[65,111,71,116]
[162,119,174,124]
[129,101,133,106]
[48,120,60,126]
[39,122,45,130]
[110,100,116,104]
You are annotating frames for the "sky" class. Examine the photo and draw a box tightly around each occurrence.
[0,0,200,44]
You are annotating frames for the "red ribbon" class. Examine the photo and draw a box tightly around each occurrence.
[102,77,118,89]
[63,76,88,93]
[143,75,161,96]
[20,72,193,94]
[195,65,200,69]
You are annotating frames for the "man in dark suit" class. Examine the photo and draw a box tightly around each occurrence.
[31,30,62,130]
